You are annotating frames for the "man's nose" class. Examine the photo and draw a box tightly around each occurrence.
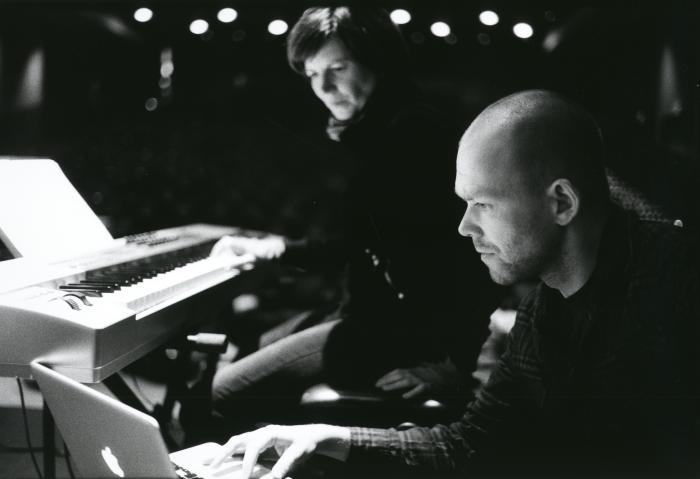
[458,208,478,237]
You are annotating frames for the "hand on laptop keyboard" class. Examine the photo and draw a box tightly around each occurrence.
[176,455,267,479]
[209,424,351,479]
[200,454,269,479]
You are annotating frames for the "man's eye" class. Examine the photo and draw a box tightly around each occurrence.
[330,64,346,71]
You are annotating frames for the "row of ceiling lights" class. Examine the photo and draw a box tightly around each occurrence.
[133,7,535,40]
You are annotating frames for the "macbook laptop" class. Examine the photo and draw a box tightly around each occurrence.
[31,360,270,479]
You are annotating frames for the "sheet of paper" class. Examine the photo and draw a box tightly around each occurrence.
[0,158,113,259]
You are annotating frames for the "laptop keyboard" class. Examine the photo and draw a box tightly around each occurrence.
[173,462,203,479]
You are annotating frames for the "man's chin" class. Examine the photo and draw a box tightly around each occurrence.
[485,261,519,285]
[488,269,517,285]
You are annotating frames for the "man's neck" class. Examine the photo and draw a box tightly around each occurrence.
[542,211,608,298]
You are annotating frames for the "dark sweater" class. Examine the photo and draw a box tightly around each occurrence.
[282,83,501,377]
[349,206,700,478]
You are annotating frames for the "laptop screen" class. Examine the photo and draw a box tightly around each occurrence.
[31,361,177,479]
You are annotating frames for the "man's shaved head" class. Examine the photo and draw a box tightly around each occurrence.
[460,90,609,213]
[455,90,610,288]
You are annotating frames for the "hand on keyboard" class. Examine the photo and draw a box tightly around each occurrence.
[209,424,351,479]
[200,454,269,479]
[211,235,286,261]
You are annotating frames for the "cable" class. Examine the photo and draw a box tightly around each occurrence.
[0,443,43,453]
[63,441,76,479]
[0,442,66,456]
[16,378,44,479]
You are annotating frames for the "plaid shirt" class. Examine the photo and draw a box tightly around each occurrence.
[348,206,700,477]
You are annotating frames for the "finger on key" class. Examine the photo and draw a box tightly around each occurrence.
[210,432,251,468]
[265,442,309,479]
[211,237,231,257]
[241,430,275,479]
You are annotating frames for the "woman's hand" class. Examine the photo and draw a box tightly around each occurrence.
[375,359,464,399]
[210,235,286,260]
[209,424,351,479]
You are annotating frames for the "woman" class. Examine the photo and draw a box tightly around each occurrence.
[210,6,500,432]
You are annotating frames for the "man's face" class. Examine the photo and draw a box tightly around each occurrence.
[454,124,561,285]
[303,37,377,121]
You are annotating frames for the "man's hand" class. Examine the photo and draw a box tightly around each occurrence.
[375,359,464,399]
[209,424,351,479]
[211,235,286,260]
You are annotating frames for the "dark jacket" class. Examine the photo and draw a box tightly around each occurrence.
[348,206,700,478]
[283,83,500,377]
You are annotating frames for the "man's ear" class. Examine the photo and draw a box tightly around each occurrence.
[546,178,579,226]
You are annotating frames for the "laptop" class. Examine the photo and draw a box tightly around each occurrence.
[31,360,271,479]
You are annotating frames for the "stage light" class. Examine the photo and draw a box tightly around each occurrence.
[189,19,209,35]
[217,8,238,23]
[145,97,158,112]
[268,19,288,35]
[133,7,153,23]
[160,47,173,78]
[477,33,491,46]
[513,22,533,39]
[430,21,451,38]
[17,48,43,110]
[160,62,174,78]
[479,10,499,26]
[542,30,561,52]
[390,9,411,25]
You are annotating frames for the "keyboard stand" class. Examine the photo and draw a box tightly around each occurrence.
[104,372,183,450]
[43,401,56,479]
[103,372,152,415]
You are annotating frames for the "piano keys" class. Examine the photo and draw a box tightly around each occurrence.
[0,224,255,383]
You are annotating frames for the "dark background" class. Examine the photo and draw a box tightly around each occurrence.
[0,1,697,240]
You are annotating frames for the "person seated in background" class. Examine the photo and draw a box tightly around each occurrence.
[209,90,700,479]
[209,6,502,433]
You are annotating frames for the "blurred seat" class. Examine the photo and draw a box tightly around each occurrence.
[297,310,518,429]
[299,383,463,428]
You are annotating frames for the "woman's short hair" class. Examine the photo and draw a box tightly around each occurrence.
[287,7,409,79]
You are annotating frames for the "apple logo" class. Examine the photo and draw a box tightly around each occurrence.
[101,446,125,477]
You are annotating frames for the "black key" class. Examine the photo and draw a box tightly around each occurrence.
[63,283,115,293]
[79,281,121,291]
[59,288,102,297]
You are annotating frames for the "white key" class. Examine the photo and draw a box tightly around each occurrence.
[90,254,252,314]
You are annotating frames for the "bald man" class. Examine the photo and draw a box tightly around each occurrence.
[209,91,699,478]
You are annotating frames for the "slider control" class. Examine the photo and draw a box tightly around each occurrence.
[62,292,93,310]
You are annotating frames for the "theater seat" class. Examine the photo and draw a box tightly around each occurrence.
[299,383,462,428]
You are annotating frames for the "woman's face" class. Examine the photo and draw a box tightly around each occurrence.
[303,37,378,121]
